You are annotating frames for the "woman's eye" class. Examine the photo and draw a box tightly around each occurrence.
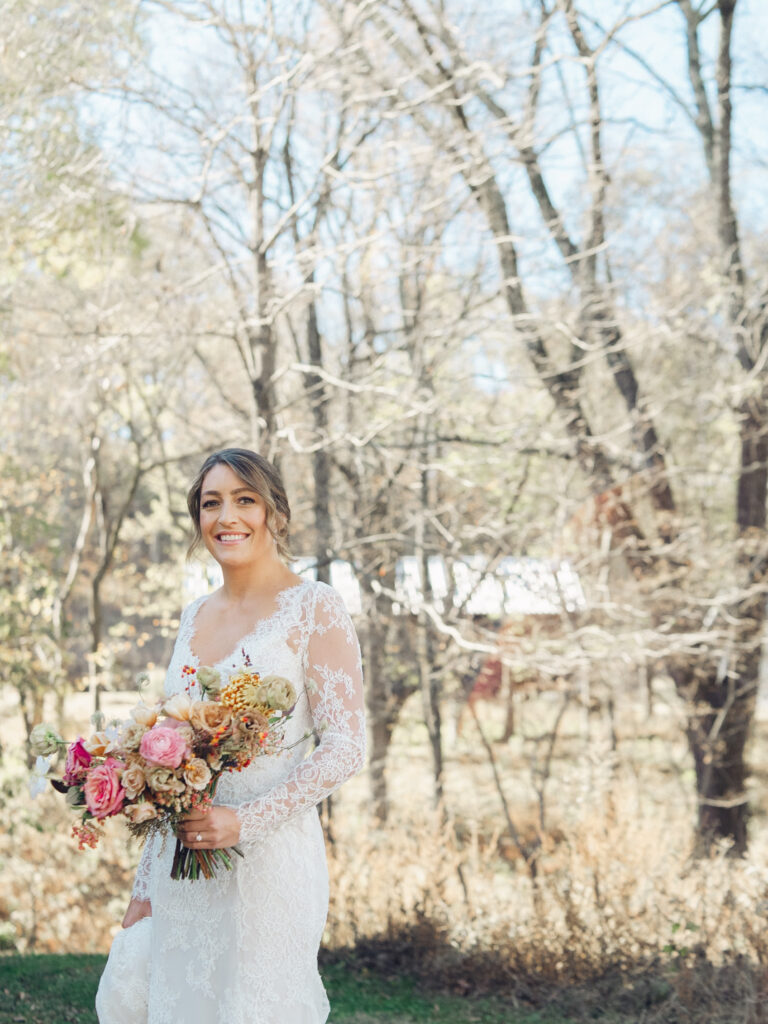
[201,500,219,509]
[238,497,255,504]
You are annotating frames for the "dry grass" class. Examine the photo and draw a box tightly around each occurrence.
[2,680,768,1021]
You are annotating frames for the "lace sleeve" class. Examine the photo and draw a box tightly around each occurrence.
[234,584,366,844]
[130,831,156,902]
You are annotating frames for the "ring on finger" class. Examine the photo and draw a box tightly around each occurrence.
[196,832,202,842]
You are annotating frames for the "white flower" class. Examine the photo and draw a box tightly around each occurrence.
[29,755,52,799]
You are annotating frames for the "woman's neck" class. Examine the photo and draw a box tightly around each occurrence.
[218,555,297,605]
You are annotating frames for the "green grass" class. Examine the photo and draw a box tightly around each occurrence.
[0,955,105,1023]
[0,954,556,1024]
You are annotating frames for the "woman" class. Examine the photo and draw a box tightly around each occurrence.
[96,448,366,1024]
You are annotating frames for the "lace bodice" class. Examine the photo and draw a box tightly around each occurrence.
[131,580,365,900]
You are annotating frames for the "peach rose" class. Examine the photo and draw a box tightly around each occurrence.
[121,761,147,800]
[189,702,232,736]
[140,725,188,768]
[131,703,159,728]
[124,801,158,824]
[163,693,192,721]
[183,758,212,791]
[84,731,115,757]
[83,757,125,819]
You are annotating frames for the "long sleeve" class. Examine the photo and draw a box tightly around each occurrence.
[234,584,366,844]
[130,830,157,902]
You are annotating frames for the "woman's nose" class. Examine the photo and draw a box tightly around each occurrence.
[217,501,238,524]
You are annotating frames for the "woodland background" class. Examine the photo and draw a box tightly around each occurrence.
[2,1,768,1021]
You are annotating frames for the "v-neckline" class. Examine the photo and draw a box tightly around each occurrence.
[186,579,312,670]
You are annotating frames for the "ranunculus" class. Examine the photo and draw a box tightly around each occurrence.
[124,801,158,823]
[121,761,147,800]
[30,723,64,757]
[63,738,93,784]
[255,675,297,712]
[189,702,232,736]
[162,693,192,721]
[83,757,125,819]
[183,757,212,791]
[131,703,159,728]
[145,766,185,794]
[140,726,188,768]
[120,722,147,753]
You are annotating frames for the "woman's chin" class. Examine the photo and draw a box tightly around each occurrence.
[206,540,251,563]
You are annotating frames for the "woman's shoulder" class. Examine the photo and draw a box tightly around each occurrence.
[177,593,208,631]
[298,578,349,609]
[299,579,358,642]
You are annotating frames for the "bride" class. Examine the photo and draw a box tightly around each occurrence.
[95,447,366,1024]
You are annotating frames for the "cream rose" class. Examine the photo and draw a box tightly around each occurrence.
[145,766,185,794]
[121,761,147,800]
[255,675,297,711]
[120,722,147,753]
[183,757,212,791]
[197,666,223,696]
[124,801,158,823]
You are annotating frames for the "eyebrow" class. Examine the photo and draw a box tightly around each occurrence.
[201,487,257,497]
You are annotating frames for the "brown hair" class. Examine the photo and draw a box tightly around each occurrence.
[186,448,292,562]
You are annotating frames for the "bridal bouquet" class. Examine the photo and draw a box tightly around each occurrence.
[30,665,297,881]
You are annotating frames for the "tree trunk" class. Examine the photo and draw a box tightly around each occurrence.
[306,288,332,585]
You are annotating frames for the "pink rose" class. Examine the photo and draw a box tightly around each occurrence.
[83,757,125,819]
[63,739,92,785]
[139,725,188,768]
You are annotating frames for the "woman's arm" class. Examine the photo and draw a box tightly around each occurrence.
[235,584,366,844]
[122,831,155,926]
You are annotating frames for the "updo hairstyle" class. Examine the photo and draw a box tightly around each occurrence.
[186,448,292,562]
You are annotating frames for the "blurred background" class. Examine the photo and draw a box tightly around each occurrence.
[2,1,768,1020]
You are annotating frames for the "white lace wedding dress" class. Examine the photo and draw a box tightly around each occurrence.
[95,580,366,1024]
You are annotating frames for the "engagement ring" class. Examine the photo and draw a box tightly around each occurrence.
[196,833,202,842]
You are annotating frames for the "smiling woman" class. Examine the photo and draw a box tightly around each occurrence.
[95,447,367,1024]
[186,448,292,562]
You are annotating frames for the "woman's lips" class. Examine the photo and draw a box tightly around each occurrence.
[215,532,249,544]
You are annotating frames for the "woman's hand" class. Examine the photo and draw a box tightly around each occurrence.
[177,805,241,849]
[122,897,152,929]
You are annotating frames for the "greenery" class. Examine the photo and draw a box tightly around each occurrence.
[0,954,536,1024]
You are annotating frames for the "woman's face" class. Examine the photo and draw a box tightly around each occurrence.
[198,462,274,567]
